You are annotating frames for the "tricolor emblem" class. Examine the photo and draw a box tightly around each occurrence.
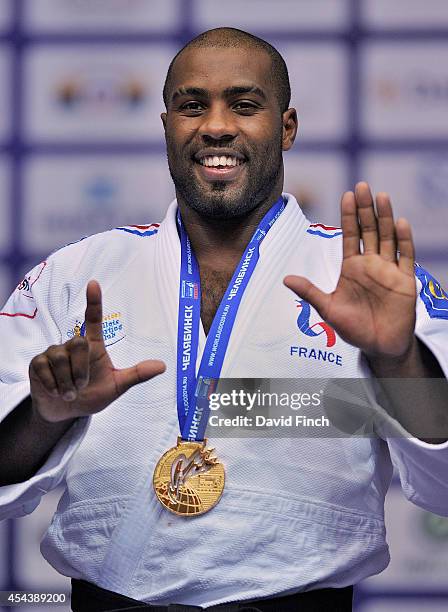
[307,223,342,238]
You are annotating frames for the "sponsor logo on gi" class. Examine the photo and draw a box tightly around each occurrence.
[290,300,343,366]
[67,311,125,345]
[415,264,448,320]
[0,262,47,320]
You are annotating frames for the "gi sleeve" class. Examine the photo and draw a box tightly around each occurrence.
[0,259,89,520]
[383,264,448,517]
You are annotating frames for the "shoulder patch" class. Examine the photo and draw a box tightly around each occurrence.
[115,223,160,237]
[415,263,448,320]
[307,223,342,238]
[0,261,47,319]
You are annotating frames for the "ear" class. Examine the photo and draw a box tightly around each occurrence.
[161,112,167,132]
[282,108,298,151]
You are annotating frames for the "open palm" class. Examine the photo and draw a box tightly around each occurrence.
[285,182,416,359]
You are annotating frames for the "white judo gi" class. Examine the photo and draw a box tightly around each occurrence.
[1,193,447,607]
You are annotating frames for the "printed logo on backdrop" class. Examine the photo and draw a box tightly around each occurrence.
[290,300,343,366]
[374,73,448,109]
[43,174,119,236]
[416,155,448,210]
[414,264,448,320]
[56,68,147,115]
[422,512,448,541]
[67,311,125,346]
[0,262,47,319]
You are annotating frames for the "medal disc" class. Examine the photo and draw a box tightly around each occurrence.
[153,438,225,517]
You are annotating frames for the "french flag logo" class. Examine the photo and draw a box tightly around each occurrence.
[296,300,336,348]
[307,223,342,239]
[115,223,160,237]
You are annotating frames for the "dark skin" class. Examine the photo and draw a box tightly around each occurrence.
[161,46,446,442]
[0,44,446,486]
[161,47,297,332]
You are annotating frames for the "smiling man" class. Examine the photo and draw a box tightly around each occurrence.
[0,28,448,612]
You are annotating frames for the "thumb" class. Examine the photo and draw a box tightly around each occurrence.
[114,359,166,396]
[284,275,331,320]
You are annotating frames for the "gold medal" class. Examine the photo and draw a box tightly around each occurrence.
[153,437,225,517]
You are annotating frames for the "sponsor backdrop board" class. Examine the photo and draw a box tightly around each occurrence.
[283,152,349,226]
[280,43,349,142]
[14,488,70,592]
[194,0,351,32]
[359,602,448,612]
[0,510,7,586]
[362,487,448,592]
[23,0,182,33]
[360,151,448,253]
[0,265,13,308]
[23,45,175,143]
[360,42,448,140]
[0,157,10,255]
[0,3,447,612]
[362,0,448,30]
[0,0,10,32]
[22,155,174,254]
[0,47,10,143]
[13,489,71,612]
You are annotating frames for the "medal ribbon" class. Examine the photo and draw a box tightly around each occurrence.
[176,197,285,442]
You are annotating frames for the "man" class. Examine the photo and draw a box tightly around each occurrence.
[0,27,447,612]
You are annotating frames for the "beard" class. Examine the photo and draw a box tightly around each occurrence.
[165,133,284,220]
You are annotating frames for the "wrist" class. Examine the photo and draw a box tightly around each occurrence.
[30,397,77,429]
[365,337,417,378]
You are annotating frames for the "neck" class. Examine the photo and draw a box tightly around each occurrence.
[177,192,282,271]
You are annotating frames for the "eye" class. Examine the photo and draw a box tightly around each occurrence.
[233,100,260,114]
[180,101,204,113]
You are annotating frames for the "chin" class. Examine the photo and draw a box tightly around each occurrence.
[189,192,255,220]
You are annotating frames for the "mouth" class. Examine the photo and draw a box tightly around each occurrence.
[193,152,247,183]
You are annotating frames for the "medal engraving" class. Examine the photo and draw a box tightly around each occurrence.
[153,438,225,516]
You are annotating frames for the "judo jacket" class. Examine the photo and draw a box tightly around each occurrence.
[1,194,447,607]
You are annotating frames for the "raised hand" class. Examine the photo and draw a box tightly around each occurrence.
[29,280,166,423]
[284,182,417,360]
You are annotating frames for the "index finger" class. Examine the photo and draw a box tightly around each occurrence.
[341,190,360,259]
[84,280,104,342]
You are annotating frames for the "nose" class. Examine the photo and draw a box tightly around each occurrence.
[198,102,237,142]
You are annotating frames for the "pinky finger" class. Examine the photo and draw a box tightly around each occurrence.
[396,218,415,277]
[29,355,59,397]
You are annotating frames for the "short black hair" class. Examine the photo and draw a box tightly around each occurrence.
[163,27,291,113]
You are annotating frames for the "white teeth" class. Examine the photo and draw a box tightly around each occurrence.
[199,155,243,167]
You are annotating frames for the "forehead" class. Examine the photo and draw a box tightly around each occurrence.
[169,46,274,98]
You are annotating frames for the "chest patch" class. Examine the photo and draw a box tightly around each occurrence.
[290,299,343,367]
[67,311,125,346]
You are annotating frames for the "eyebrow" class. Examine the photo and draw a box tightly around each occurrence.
[171,86,208,102]
[223,85,267,100]
[171,84,267,103]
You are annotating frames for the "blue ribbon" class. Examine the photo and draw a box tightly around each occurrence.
[176,197,285,441]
